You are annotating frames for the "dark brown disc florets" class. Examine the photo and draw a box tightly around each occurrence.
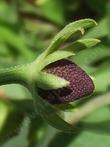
[38,59,94,104]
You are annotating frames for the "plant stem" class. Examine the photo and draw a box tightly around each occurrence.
[68,93,110,126]
[0,65,27,86]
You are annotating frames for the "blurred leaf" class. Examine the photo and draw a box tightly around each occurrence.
[94,67,110,92]
[25,19,58,37]
[0,100,24,145]
[47,106,110,147]
[2,117,30,147]
[84,105,110,125]
[0,25,33,60]
[37,0,65,25]
[27,116,45,147]
[0,1,18,24]
[84,106,110,133]
[0,101,9,130]
[37,125,58,147]
[68,106,110,147]
[47,128,82,147]
[1,84,31,100]
[68,129,110,147]
[72,45,110,66]
[0,43,10,57]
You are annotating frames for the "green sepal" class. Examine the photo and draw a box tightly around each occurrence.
[36,71,69,90]
[40,38,100,69]
[44,19,97,56]
[41,50,74,69]
[62,38,100,53]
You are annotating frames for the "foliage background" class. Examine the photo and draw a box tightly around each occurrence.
[0,0,110,147]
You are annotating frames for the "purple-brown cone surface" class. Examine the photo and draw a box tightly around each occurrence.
[38,59,94,104]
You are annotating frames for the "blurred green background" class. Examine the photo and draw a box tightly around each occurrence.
[0,0,110,147]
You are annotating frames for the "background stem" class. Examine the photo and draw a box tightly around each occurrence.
[68,93,110,126]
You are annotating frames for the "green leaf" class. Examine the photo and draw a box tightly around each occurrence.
[36,71,69,90]
[0,25,33,60]
[50,115,110,146]
[0,1,18,24]
[68,107,110,147]
[38,0,65,25]
[94,68,110,92]
[45,19,97,55]
[40,38,100,69]
[36,125,58,147]
[84,106,110,124]
[77,65,97,74]
[72,45,110,66]
[44,106,110,147]
[68,129,110,147]
[29,83,75,132]
[2,117,30,147]
[62,38,100,53]
[0,100,24,145]
[21,0,65,25]
[42,50,74,68]
[0,43,10,57]
[83,18,107,39]
[27,116,45,147]
[0,101,9,131]
[83,106,110,134]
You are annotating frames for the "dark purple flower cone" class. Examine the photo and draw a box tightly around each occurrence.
[38,59,94,104]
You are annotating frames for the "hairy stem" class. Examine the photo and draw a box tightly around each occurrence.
[0,65,28,86]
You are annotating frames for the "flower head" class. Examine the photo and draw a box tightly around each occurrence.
[38,59,94,104]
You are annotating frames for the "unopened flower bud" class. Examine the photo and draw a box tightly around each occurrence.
[38,59,94,104]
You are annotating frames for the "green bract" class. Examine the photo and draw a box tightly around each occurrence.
[0,19,101,132]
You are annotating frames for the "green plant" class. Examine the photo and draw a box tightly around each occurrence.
[1,1,110,147]
[0,18,101,134]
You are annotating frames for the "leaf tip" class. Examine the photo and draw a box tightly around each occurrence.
[87,19,98,26]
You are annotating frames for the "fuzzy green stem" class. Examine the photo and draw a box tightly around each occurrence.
[0,65,28,86]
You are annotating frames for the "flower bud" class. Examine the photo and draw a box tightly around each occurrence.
[38,59,94,104]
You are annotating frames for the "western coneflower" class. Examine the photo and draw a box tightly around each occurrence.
[38,59,94,104]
